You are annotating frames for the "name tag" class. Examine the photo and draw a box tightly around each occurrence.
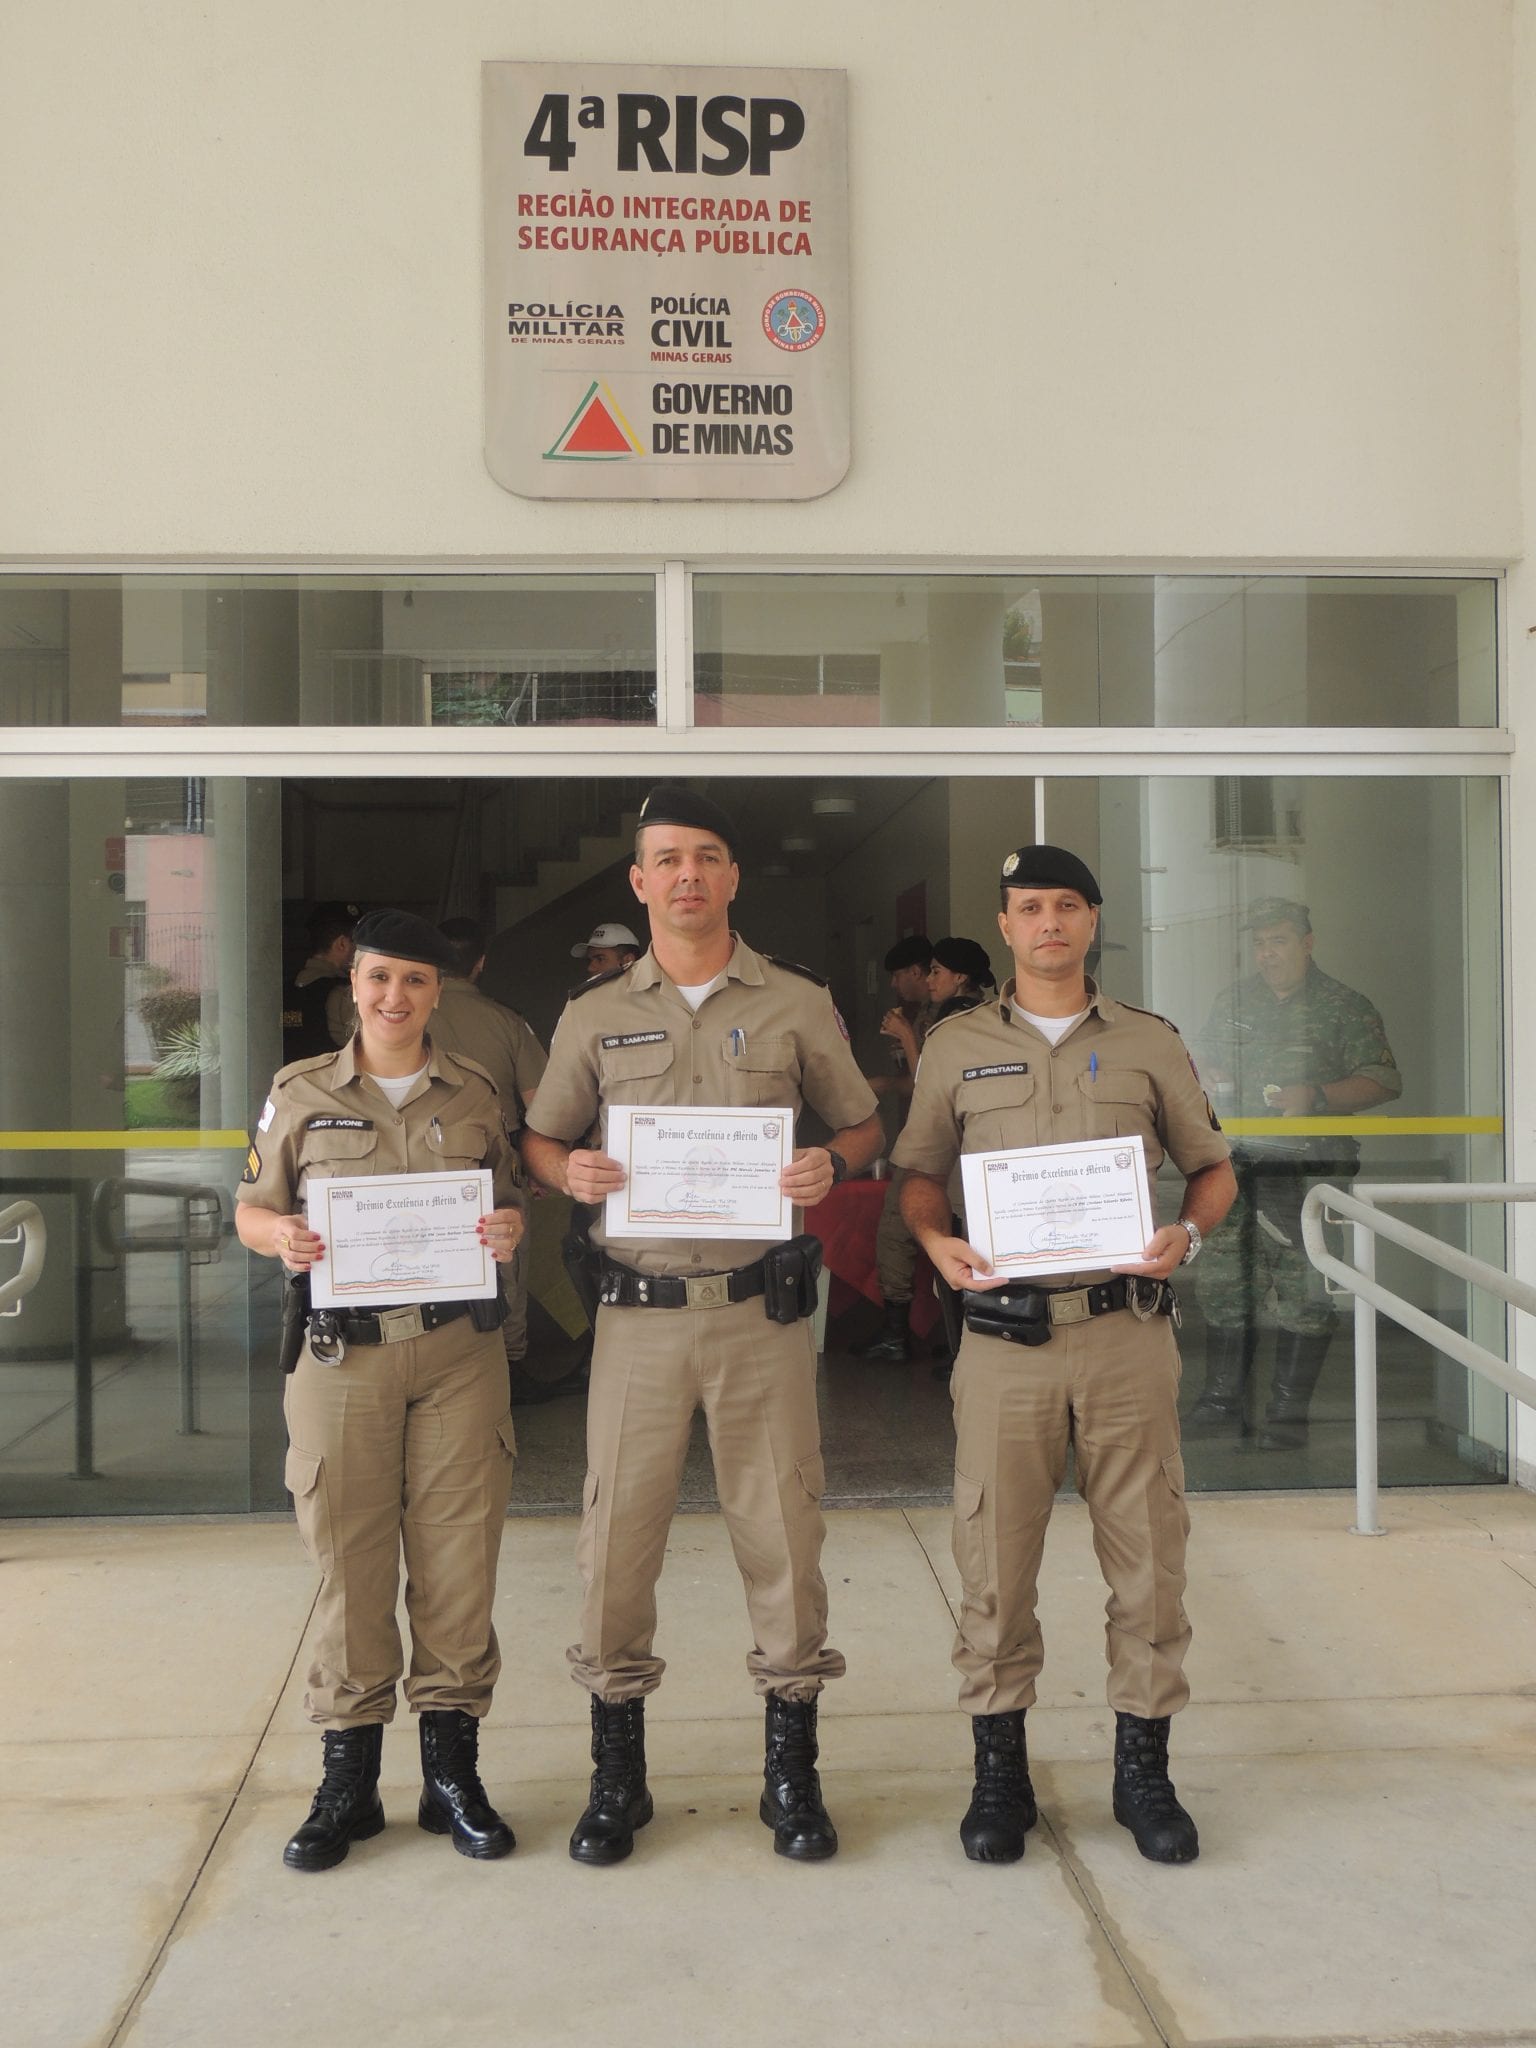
[963,1063,1029,1080]
[602,1031,668,1049]
[305,1116,374,1131]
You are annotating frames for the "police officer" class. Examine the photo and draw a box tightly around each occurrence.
[281,902,356,1065]
[1188,897,1401,1448]
[522,785,883,1867]
[571,921,643,978]
[236,909,527,1873]
[895,846,1236,1865]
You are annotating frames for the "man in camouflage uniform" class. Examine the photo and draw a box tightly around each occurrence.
[1187,898,1401,1448]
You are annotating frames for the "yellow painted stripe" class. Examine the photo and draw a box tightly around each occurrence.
[0,1130,249,1151]
[1223,1116,1502,1138]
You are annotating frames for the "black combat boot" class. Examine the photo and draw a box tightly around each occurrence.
[569,1696,653,1866]
[852,1300,914,1362]
[1112,1711,1199,1864]
[1258,1328,1334,1449]
[282,1723,386,1872]
[760,1694,838,1860]
[959,1710,1037,1863]
[1182,1323,1258,1436]
[417,1708,515,1859]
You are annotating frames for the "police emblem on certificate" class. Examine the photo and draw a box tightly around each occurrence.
[306,1169,497,1307]
[605,1106,795,1241]
[960,1136,1154,1280]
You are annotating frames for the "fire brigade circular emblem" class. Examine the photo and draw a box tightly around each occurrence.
[762,289,826,351]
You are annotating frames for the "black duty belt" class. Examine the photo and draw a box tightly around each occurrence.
[321,1300,474,1346]
[961,1276,1179,1348]
[598,1256,766,1312]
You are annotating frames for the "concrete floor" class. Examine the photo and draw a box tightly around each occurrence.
[4,1487,1536,2048]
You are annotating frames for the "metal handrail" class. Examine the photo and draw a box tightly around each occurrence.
[0,1200,47,1313]
[1299,1181,1536,1536]
[92,1177,232,1436]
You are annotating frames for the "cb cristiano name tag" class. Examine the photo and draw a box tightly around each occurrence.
[960,1136,1154,1281]
[307,1169,496,1309]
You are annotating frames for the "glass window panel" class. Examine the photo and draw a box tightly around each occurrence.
[0,575,657,728]
[693,574,1497,727]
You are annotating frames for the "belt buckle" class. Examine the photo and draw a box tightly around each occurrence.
[1048,1288,1091,1326]
[377,1304,425,1344]
[684,1273,730,1311]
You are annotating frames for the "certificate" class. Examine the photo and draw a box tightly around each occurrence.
[605,1106,794,1242]
[306,1169,497,1308]
[960,1136,1154,1280]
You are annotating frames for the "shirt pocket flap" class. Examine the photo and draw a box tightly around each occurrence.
[601,1041,676,1083]
[298,1126,378,1164]
[1078,1067,1151,1107]
[723,1034,795,1074]
[957,1072,1036,1113]
[429,1119,490,1159]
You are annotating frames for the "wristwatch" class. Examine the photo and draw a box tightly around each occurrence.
[826,1149,849,1185]
[1178,1218,1203,1265]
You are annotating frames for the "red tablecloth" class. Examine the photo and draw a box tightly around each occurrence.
[802,1177,939,1337]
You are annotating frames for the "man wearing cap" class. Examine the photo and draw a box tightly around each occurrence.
[573,922,643,978]
[522,784,883,1868]
[237,909,527,1872]
[1187,898,1400,1448]
[896,846,1237,1867]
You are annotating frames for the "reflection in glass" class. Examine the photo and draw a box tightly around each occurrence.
[0,576,658,728]
[693,574,1497,728]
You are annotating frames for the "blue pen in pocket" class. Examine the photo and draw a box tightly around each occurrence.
[1089,1052,1098,1083]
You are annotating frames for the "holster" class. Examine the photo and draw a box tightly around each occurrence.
[560,1209,601,1331]
[278,1272,311,1375]
[762,1233,824,1325]
[961,1286,1053,1347]
[469,1270,509,1334]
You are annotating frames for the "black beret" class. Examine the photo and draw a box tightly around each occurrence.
[999,844,1103,905]
[636,783,738,854]
[931,935,996,985]
[350,909,457,972]
[884,935,934,971]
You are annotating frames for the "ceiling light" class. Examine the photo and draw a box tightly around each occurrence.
[811,795,856,817]
[781,836,815,853]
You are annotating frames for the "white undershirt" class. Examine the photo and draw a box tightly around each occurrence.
[1012,1003,1090,1047]
[674,977,723,1011]
[369,1064,428,1107]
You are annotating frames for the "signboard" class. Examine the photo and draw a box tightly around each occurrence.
[483,62,848,501]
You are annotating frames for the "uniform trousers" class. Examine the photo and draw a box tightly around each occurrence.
[284,1314,518,1729]
[949,1306,1191,1720]
[568,1293,845,1703]
[873,1169,920,1305]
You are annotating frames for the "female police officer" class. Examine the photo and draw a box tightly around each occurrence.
[236,909,527,1872]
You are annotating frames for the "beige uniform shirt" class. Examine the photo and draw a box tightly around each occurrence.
[429,978,547,1117]
[526,935,878,1277]
[236,1035,523,1219]
[893,977,1229,1283]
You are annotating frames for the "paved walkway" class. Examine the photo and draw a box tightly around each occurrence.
[5,1487,1536,2048]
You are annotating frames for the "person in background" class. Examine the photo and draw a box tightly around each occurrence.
[1187,897,1401,1448]
[572,921,643,978]
[850,937,938,1363]
[281,902,356,1065]
[237,910,527,1874]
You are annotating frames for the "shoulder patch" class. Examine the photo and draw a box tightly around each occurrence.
[241,1145,261,1185]
[567,965,627,1000]
[762,954,828,988]
[1120,1001,1182,1034]
[275,1052,339,1082]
